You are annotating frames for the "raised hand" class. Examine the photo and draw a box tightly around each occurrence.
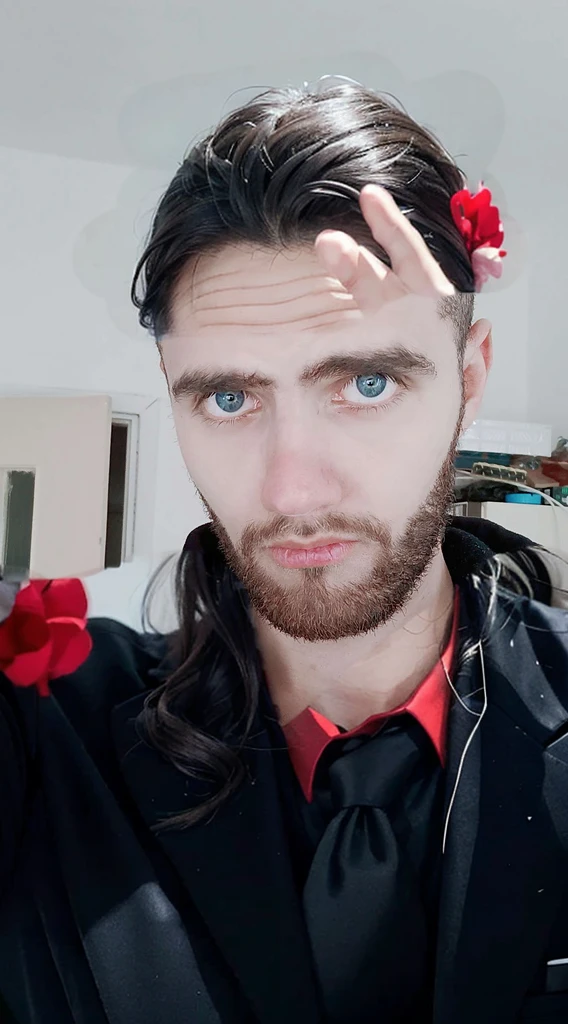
[314,184,456,309]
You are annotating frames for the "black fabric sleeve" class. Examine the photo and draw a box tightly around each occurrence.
[0,677,28,899]
[0,618,170,900]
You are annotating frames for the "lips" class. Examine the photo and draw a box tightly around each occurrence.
[269,538,355,550]
[267,540,357,568]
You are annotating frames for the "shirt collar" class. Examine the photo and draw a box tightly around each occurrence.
[282,588,459,802]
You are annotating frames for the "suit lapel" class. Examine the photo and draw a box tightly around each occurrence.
[112,689,321,1024]
[434,600,568,1024]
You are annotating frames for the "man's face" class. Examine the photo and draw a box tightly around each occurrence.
[160,244,474,642]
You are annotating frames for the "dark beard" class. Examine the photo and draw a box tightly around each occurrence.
[196,417,461,642]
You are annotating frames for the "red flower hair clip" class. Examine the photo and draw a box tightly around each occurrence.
[450,183,507,292]
[0,579,92,697]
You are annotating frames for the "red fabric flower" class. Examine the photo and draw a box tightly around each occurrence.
[450,184,507,256]
[0,579,92,697]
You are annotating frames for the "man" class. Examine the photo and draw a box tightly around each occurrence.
[1,81,568,1024]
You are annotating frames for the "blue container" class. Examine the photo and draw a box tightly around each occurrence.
[505,492,542,504]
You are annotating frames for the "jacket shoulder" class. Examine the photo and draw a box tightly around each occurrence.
[49,616,171,718]
[518,597,568,640]
[36,618,173,790]
[505,595,568,709]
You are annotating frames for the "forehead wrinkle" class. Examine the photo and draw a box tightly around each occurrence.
[184,284,358,331]
[173,247,359,334]
[173,276,356,335]
[191,268,329,301]
[190,308,361,333]
[192,287,353,312]
[187,278,358,332]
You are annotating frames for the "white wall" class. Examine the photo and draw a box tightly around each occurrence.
[0,144,203,628]
[2,0,568,625]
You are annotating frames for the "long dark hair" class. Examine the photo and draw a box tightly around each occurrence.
[133,81,477,830]
[140,524,262,830]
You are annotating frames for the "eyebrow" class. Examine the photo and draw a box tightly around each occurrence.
[170,345,437,402]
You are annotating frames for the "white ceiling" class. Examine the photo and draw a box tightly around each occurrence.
[2,0,567,170]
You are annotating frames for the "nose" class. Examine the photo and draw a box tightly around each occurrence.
[261,447,344,518]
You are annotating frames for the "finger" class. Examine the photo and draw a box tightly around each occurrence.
[359,185,455,296]
[314,229,391,310]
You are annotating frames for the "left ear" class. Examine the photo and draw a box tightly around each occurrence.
[460,318,493,432]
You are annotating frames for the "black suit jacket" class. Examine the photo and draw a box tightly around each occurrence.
[2,520,568,1024]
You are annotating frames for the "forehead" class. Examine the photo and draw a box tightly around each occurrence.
[165,244,453,359]
[169,244,359,336]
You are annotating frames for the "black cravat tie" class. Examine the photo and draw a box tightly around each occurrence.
[302,714,443,1023]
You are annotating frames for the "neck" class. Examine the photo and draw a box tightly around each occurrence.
[253,548,455,731]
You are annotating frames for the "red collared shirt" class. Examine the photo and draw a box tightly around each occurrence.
[283,589,459,802]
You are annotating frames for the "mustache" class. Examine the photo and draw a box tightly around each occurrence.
[241,515,393,554]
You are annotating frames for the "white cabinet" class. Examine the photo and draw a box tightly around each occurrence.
[474,501,568,559]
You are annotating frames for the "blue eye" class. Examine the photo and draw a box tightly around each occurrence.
[355,374,388,398]
[200,372,400,426]
[214,391,246,413]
